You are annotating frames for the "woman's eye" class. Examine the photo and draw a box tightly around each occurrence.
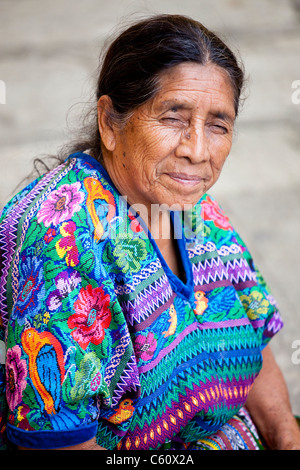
[211,124,228,134]
[162,117,180,122]
[161,114,186,125]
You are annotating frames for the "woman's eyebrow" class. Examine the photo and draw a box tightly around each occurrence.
[157,100,191,112]
[156,101,235,123]
[212,111,235,124]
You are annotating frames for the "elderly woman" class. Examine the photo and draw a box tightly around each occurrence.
[0,14,299,451]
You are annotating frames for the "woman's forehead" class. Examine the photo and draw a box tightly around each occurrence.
[148,63,236,118]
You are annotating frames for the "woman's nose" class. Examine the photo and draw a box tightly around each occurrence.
[176,126,210,163]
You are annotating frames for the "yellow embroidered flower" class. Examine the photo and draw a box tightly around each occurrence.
[240,290,269,320]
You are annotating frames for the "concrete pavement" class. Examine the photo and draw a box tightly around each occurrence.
[0,0,299,414]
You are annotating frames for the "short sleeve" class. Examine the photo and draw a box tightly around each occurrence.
[233,230,284,349]
[2,162,135,449]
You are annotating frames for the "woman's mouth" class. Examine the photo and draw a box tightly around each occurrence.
[166,172,206,186]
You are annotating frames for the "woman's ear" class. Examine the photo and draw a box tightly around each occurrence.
[97,95,116,152]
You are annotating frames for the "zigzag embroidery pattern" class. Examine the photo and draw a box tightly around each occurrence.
[225,258,256,286]
[264,310,284,336]
[121,274,173,325]
[0,160,74,329]
[109,353,141,406]
[118,372,255,450]
[192,257,229,286]
[138,325,260,398]
[114,259,162,296]
[192,256,256,287]
[136,368,255,426]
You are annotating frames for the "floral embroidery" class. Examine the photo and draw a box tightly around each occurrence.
[135,332,157,362]
[44,227,56,244]
[70,352,109,401]
[16,405,35,430]
[108,236,148,274]
[46,269,81,311]
[240,290,270,320]
[128,210,143,233]
[12,257,45,325]
[201,195,232,230]
[0,153,283,451]
[6,346,27,411]
[55,221,80,267]
[37,182,85,227]
[68,284,112,350]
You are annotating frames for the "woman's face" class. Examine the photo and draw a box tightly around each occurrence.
[100,62,236,212]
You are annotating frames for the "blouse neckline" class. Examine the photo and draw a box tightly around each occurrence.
[68,152,196,301]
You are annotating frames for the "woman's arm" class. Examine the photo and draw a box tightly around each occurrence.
[246,345,300,450]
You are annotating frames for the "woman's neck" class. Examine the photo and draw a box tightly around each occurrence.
[148,208,184,281]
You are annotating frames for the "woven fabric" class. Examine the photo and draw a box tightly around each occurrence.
[162,407,265,450]
[0,153,283,450]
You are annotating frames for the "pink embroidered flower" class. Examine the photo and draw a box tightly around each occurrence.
[128,210,143,233]
[37,182,85,227]
[56,221,80,267]
[135,332,157,362]
[68,284,111,350]
[6,345,28,411]
[201,196,232,231]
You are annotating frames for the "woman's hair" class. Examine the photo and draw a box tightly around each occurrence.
[58,14,245,164]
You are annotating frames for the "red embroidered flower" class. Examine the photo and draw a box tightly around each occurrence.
[68,284,111,350]
[128,210,143,233]
[201,196,232,231]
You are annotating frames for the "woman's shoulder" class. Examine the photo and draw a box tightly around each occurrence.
[0,152,110,223]
[199,193,234,233]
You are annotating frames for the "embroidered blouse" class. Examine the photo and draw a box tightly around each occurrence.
[0,153,283,450]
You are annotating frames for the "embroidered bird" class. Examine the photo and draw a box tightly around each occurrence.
[21,327,65,415]
[162,304,177,337]
[193,290,208,315]
[105,398,135,424]
[84,177,116,242]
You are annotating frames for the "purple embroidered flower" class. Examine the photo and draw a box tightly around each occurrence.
[135,332,157,362]
[46,269,81,311]
[6,345,28,411]
[37,182,85,227]
[12,257,45,325]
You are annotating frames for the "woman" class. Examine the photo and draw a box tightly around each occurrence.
[0,14,299,451]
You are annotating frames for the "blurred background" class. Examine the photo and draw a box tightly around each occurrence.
[0,0,299,414]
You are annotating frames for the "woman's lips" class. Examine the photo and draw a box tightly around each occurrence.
[166,172,206,186]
